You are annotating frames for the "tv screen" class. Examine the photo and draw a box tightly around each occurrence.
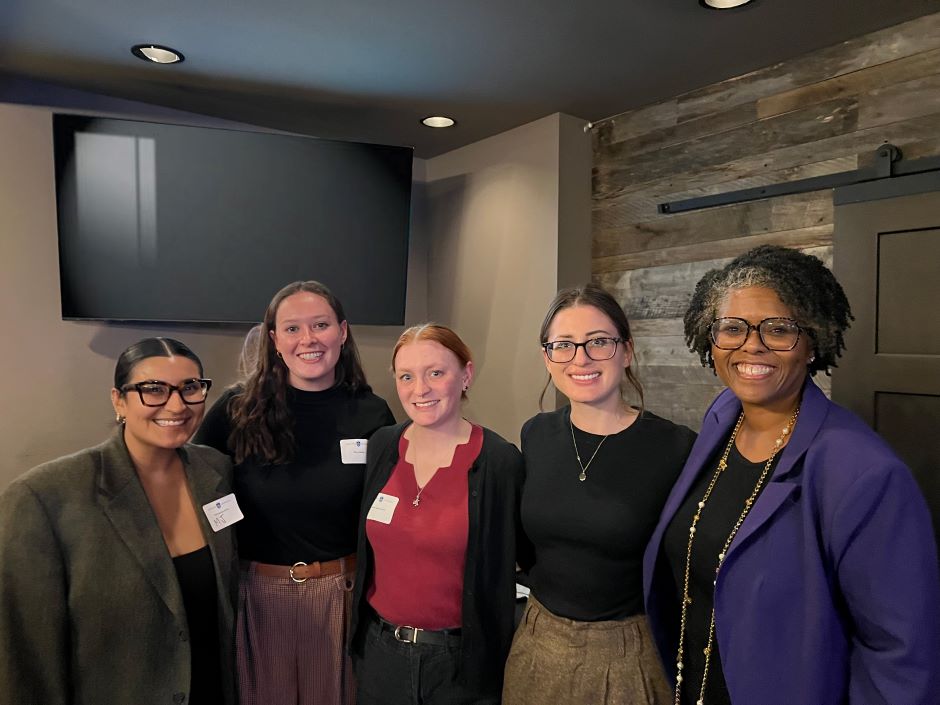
[53,114,412,324]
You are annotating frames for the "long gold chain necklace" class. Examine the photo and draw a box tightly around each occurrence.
[569,418,610,482]
[675,406,800,705]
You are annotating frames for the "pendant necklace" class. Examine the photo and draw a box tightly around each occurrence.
[410,439,437,507]
[569,417,610,482]
[409,421,468,506]
[674,405,800,705]
[412,449,429,507]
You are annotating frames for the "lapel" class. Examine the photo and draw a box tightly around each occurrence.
[96,431,184,618]
[643,389,739,598]
[663,394,739,527]
[721,378,829,566]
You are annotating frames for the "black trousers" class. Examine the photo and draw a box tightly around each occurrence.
[354,619,498,705]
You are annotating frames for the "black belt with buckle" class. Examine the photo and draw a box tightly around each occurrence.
[373,615,462,646]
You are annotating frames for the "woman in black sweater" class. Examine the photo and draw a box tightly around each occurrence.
[195,281,395,705]
[503,284,695,705]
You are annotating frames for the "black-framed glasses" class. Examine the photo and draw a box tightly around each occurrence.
[710,317,803,351]
[120,378,212,407]
[542,337,624,363]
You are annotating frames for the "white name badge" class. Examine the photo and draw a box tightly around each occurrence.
[366,493,399,525]
[201,493,244,532]
[340,438,368,464]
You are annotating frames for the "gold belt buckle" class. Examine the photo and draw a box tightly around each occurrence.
[394,625,420,643]
[289,561,308,584]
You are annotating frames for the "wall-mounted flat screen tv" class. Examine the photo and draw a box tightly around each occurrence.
[53,114,412,324]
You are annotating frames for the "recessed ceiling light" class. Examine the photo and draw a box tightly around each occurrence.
[700,0,754,8]
[131,44,185,64]
[421,116,456,128]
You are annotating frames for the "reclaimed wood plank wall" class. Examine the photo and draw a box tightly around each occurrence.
[591,12,940,431]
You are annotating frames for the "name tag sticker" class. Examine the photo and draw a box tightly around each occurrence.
[340,439,368,464]
[366,493,399,525]
[201,493,244,532]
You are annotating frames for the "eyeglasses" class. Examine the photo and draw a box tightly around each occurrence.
[542,337,624,363]
[710,317,803,351]
[120,378,213,407]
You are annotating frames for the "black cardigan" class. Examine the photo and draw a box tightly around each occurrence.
[349,421,526,695]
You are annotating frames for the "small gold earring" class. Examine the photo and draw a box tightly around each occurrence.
[276,351,284,359]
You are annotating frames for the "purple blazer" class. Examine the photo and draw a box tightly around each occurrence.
[643,378,940,705]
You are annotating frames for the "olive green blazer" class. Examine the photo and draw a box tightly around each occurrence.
[0,432,238,705]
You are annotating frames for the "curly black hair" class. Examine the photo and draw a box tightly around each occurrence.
[683,245,853,376]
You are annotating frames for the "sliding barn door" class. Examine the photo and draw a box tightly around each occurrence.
[833,175,940,554]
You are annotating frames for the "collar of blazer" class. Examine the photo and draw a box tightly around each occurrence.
[699,376,829,484]
[645,376,833,603]
[681,377,831,570]
[95,430,230,618]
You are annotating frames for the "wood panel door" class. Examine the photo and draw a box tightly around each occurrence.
[833,176,940,553]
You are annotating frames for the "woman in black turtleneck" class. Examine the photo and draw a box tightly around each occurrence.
[196,281,394,705]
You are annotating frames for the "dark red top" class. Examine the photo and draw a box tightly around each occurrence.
[366,424,483,629]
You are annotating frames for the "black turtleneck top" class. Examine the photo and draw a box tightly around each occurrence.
[194,384,395,564]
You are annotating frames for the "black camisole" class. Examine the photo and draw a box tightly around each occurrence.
[172,545,223,705]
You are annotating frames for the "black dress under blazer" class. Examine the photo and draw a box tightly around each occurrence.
[349,421,527,696]
[0,431,239,705]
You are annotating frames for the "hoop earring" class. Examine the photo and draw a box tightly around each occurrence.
[115,413,125,424]
[276,351,283,359]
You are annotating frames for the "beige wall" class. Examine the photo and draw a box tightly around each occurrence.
[423,113,592,443]
[0,103,419,487]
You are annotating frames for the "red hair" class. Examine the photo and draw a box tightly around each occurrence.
[392,323,473,398]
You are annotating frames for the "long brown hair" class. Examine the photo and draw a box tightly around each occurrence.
[538,283,644,411]
[227,281,369,464]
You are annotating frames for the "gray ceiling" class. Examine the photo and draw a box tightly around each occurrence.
[2,0,939,157]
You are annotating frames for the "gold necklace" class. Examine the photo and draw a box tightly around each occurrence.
[569,418,610,482]
[675,406,800,705]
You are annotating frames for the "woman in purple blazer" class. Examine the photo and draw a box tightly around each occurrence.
[643,245,939,705]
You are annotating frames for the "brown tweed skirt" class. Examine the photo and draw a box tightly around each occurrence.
[502,596,672,705]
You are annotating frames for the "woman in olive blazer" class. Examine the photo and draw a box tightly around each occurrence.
[0,338,239,705]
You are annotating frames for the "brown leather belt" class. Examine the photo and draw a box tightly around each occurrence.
[245,554,356,583]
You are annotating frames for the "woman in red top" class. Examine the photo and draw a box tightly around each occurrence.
[349,324,525,705]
